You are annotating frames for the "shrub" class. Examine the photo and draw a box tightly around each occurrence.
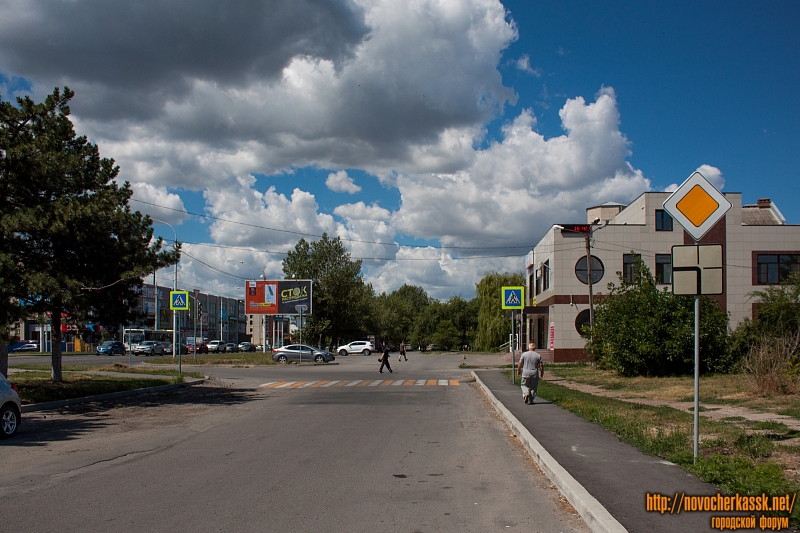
[586,255,732,376]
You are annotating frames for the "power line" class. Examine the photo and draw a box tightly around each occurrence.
[133,198,534,251]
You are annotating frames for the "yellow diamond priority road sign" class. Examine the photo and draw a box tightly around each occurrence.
[663,172,731,241]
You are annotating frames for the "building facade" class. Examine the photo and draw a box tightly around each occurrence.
[525,192,798,362]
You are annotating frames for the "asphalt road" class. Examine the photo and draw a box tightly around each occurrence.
[1,353,590,533]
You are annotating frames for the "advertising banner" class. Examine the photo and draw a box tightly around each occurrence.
[245,280,312,315]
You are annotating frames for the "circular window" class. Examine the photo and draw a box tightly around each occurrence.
[575,255,604,284]
[574,309,591,334]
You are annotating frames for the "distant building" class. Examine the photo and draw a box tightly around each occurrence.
[524,193,799,362]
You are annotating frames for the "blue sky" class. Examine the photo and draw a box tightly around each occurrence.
[1,0,798,300]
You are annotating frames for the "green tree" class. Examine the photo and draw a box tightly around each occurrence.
[410,301,445,348]
[475,271,524,351]
[0,87,178,380]
[372,284,433,346]
[282,233,373,347]
[587,255,731,376]
[444,295,478,349]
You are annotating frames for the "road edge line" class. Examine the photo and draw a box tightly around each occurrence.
[472,371,627,533]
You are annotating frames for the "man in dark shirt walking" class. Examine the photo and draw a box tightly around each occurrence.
[379,345,393,373]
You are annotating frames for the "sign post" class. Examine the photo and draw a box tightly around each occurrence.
[170,290,189,374]
[663,172,730,460]
[502,286,524,385]
[295,305,308,363]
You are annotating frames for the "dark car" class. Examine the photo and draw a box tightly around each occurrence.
[191,343,209,354]
[238,342,256,352]
[272,344,335,363]
[96,340,126,356]
[225,343,239,353]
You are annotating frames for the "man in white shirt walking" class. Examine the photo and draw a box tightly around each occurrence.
[517,343,544,404]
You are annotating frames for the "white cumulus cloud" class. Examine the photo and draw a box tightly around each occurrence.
[326,171,362,194]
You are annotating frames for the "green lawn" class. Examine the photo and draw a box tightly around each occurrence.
[10,371,179,405]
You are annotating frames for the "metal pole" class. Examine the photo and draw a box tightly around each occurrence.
[694,293,700,460]
[299,309,303,363]
[154,270,158,330]
[586,231,594,327]
[193,294,197,361]
[511,310,516,385]
[693,239,700,461]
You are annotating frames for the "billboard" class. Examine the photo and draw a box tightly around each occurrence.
[245,280,312,315]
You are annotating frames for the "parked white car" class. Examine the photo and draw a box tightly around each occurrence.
[336,340,376,356]
[1,373,22,439]
[207,340,227,353]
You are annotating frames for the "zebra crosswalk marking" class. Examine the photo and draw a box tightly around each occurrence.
[260,379,460,389]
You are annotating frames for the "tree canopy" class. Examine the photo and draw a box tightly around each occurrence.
[282,233,372,347]
[0,88,178,379]
[474,271,524,351]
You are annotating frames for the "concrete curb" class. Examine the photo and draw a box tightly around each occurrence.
[472,371,627,533]
[21,378,205,414]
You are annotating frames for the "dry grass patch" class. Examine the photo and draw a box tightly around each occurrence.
[548,364,800,417]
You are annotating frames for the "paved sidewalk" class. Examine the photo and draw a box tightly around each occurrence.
[475,369,754,533]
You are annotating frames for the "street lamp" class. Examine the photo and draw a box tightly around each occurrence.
[554,220,605,339]
[152,219,179,372]
[240,260,269,353]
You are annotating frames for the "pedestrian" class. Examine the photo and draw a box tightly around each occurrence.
[399,340,407,362]
[379,345,393,373]
[517,342,544,404]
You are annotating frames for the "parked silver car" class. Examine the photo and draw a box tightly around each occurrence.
[132,340,165,357]
[1,373,22,439]
[272,344,335,363]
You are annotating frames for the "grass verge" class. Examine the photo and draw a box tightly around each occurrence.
[10,371,178,405]
[146,353,277,365]
[547,363,800,417]
[11,363,204,379]
[535,378,800,526]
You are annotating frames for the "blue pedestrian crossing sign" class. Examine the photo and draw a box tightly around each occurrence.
[501,286,524,310]
[170,290,190,311]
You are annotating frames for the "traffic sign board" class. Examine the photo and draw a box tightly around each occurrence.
[672,244,723,295]
[663,172,731,241]
[501,286,524,310]
[170,290,190,310]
